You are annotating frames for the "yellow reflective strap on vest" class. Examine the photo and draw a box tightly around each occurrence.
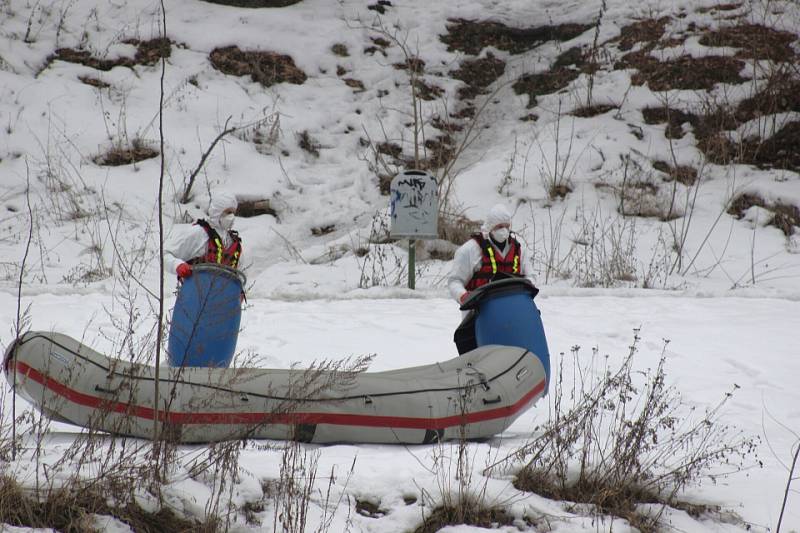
[213,237,223,263]
[232,249,240,268]
[513,255,519,273]
[487,247,497,274]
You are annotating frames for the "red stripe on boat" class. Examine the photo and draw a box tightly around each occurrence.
[12,361,545,430]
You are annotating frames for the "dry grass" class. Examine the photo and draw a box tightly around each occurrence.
[613,17,670,51]
[495,333,759,531]
[201,0,302,6]
[571,104,618,118]
[450,53,506,101]
[699,23,797,62]
[512,68,581,109]
[652,160,698,186]
[78,76,110,89]
[728,192,800,236]
[629,55,747,91]
[0,474,203,532]
[236,198,278,219]
[414,498,513,533]
[93,137,159,166]
[209,46,307,87]
[49,38,171,72]
[441,19,591,56]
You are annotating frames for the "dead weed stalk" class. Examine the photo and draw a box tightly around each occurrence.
[488,330,759,530]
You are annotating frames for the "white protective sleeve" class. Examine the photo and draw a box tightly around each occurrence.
[164,224,214,275]
[447,239,483,302]
[446,236,531,302]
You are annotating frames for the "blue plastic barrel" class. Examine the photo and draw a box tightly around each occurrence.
[167,264,246,368]
[473,279,551,390]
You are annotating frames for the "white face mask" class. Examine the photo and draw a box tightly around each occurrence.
[491,228,510,242]
[219,213,235,231]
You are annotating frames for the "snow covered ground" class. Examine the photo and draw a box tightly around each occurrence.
[1,291,798,531]
[1,0,800,530]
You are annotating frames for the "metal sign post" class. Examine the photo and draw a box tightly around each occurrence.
[389,170,438,289]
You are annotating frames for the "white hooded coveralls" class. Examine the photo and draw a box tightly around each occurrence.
[164,190,239,275]
[447,204,531,303]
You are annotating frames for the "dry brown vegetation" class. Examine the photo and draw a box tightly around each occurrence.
[78,76,110,89]
[513,69,581,108]
[413,78,444,101]
[0,474,204,532]
[50,38,171,71]
[630,55,747,91]
[236,198,278,219]
[93,138,159,166]
[450,52,506,101]
[209,46,307,87]
[613,17,670,51]
[502,335,759,532]
[728,193,800,236]
[201,0,302,6]
[571,103,617,118]
[652,160,698,186]
[441,19,591,55]
[296,130,321,157]
[614,19,800,178]
[699,23,796,62]
[414,502,513,533]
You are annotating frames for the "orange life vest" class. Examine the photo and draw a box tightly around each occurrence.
[465,232,521,291]
[188,219,242,268]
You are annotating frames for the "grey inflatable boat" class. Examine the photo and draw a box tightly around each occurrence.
[4,330,546,444]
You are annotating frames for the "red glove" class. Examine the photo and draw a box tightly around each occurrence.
[459,291,471,304]
[176,262,193,279]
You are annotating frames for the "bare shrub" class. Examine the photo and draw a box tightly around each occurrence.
[0,474,204,532]
[489,331,759,530]
[535,101,583,201]
[265,433,324,533]
[566,205,640,287]
[182,112,279,203]
[232,109,283,156]
[415,375,512,532]
[93,136,159,166]
[354,211,406,288]
[615,154,684,221]
[727,192,800,236]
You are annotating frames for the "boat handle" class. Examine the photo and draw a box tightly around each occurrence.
[516,367,529,381]
[95,385,115,394]
[240,394,249,402]
[363,395,373,405]
[482,395,501,405]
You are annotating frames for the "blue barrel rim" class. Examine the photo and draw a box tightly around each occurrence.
[191,263,247,288]
[459,276,539,311]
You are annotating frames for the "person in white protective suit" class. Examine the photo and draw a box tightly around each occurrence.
[447,203,531,304]
[447,203,533,354]
[164,189,242,281]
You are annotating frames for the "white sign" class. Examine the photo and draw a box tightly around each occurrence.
[389,170,438,239]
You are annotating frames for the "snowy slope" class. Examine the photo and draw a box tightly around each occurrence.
[1,0,799,531]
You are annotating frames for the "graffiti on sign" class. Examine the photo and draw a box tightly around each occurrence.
[389,170,438,239]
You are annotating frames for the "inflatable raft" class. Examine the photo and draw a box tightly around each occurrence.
[3,278,549,444]
[4,332,545,444]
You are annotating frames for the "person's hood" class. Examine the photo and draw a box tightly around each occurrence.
[208,190,238,222]
[482,204,512,232]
